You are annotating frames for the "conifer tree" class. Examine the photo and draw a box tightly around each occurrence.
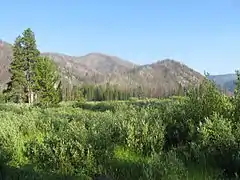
[5,28,40,104]
[34,56,61,106]
[21,28,40,103]
[4,36,27,103]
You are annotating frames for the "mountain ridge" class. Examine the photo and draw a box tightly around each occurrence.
[208,74,237,93]
[0,41,205,96]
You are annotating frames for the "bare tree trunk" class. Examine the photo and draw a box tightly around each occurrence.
[27,88,34,104]
[28,88,31,105]
[34,93,38,103]
[30,91,34,104]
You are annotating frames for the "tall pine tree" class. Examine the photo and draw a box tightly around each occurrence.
[5,28,40,104]
[4,36,27,103]
[21,28,40,103]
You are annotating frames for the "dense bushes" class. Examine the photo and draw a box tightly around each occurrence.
[198,113,239,175]
[1,77,240,179]
[0,93,6,103]
[73,101,117,112]
[0,105,178,179]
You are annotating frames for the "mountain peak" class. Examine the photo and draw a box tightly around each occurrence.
[85,52,111,57]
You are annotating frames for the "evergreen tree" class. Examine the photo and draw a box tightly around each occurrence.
[57,81,64,102]
[177,83,184,96]
[137,85,144,99]
[21,28,40,103]
[34,56,61,106]
[4,36,27,103]
[94,86,102,101]
[4,28,40,104]
[71,85,78,100]
[87,85,94,101]
[66,85,72,101]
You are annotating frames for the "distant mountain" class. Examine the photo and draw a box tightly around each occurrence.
[0,41,204,95]
[208,74,236,93]
[112,59,204,96]
[0,41,137,89]
[0,41,12,88]
[41,52,137,86]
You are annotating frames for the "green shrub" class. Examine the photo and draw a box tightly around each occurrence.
[1,89,239,179]
[128,97,138,101]
[0,93,6,103]
[198,113,239,177]
[73,102,116,112]
[164,80,233,150]
[117,107,165,156]
[143,150,186,180]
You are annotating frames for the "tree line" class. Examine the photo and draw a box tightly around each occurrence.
[60,82,187,101]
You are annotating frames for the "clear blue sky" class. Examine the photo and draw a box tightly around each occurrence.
[1,0,240,75]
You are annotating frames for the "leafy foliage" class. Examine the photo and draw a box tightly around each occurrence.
[197,112,240,178]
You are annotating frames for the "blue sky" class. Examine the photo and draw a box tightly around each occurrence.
[1,0,240,75]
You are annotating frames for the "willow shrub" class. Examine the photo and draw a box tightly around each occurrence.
[0,103,175,179]
[163,79,233,149]
[198,113,240,178]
